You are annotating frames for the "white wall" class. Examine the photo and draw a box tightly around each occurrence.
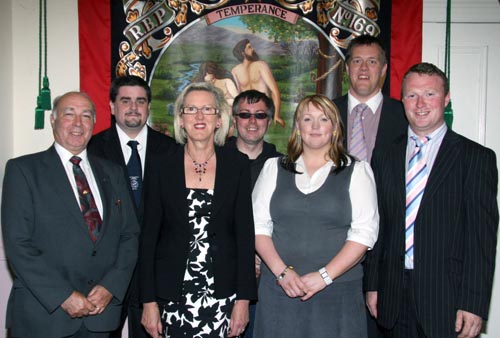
[1,0,80,336]
[1,0,499,337]
[0,1,13,337]
[422,1,500,335]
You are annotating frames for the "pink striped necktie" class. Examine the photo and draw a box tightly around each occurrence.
[350,103,369,162]
[405,136,430,269]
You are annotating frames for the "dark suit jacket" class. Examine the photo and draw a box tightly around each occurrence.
[334,94,407,162]
[88,125,177,222]
[1,146,140,337]
[139,146,257,303]
[363,130,499,337]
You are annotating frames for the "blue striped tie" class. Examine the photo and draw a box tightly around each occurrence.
[405,136,430,269]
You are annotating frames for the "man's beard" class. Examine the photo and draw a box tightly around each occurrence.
[245,51,260,62]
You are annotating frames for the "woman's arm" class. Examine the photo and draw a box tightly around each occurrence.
[228,300,250,337]
[141,302,163,338]
[301,161,379,301]
[253,158,306,297]
[256,235,307,298]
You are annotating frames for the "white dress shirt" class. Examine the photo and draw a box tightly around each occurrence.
[252,156,379,249]
[54,142,103,216]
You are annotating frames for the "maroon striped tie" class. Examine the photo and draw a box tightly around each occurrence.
[70,156,102,242]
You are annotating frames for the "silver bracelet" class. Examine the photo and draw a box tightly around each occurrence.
[319,267,333,285]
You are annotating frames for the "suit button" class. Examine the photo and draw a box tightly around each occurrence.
[88,279,95,285]
[92,250,97,256]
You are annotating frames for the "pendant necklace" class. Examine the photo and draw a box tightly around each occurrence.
[186,148,215,182]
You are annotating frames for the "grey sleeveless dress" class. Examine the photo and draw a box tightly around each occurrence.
[253,163,367,338]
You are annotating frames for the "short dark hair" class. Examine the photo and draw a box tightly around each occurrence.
[109,75,151,102]
[232,90,275,119]
[345,35,387,65]
[402,62,449,97]
[233,39,249,62]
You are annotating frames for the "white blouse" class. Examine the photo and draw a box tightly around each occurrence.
[252,156,379,249]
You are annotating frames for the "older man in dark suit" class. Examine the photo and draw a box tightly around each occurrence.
[2,92,139,337]
[364,63,498,338]
[334,35,407,164]
[88,75,176,337]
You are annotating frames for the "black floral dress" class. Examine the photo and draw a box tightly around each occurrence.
[160,189,236,338]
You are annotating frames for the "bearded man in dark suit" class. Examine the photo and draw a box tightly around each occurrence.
[88,75,177,337]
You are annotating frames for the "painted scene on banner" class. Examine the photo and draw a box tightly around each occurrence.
[114,0,383,152]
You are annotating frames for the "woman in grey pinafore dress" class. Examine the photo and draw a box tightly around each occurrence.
[252,95,379,338]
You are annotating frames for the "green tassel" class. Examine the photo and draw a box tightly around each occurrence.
[40,76,51,110]
[34,95,45,130]
[444,101,454,129]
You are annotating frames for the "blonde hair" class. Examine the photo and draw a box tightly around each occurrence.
[173,82,230,146]
[283,94,350,173]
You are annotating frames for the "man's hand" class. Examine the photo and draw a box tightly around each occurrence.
[366,291,378,319]
[87,285,113,315]
[456,310,482,338]
[61,291,97,318]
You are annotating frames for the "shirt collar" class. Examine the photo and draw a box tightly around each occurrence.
[115,124,148,150]
[348,90,383,115]
[408,122,448,144]
[54,142,89,163]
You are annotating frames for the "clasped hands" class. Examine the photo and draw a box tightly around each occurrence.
[60,285,113,318]
[277,269,327,301]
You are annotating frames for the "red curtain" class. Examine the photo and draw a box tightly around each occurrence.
[78,0,111,134]
[390,0,423,99]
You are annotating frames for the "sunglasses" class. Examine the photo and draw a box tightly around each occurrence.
[234,112,269,119]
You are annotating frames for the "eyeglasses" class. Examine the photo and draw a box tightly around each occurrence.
[234,111,269,119]
[181,106,218,115]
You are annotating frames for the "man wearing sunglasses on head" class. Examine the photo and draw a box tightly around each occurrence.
[225,89,282,338]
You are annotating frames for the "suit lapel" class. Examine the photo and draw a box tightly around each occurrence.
[392,136,408,216]
[103,126,127,167]
[211,147,227,220]
[45,147,94,239]
[88,155,113,245]
[374,96,391,150]
[420,130,461,207]
[337,96,349,149]
[170,147,189,229]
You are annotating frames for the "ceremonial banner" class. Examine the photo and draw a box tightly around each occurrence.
[79,0,421,151]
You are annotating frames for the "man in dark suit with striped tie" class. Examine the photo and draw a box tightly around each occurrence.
[2,92,139,337]
[88,76,177,337]
[364,63,498,338]
[333,35,407,165]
